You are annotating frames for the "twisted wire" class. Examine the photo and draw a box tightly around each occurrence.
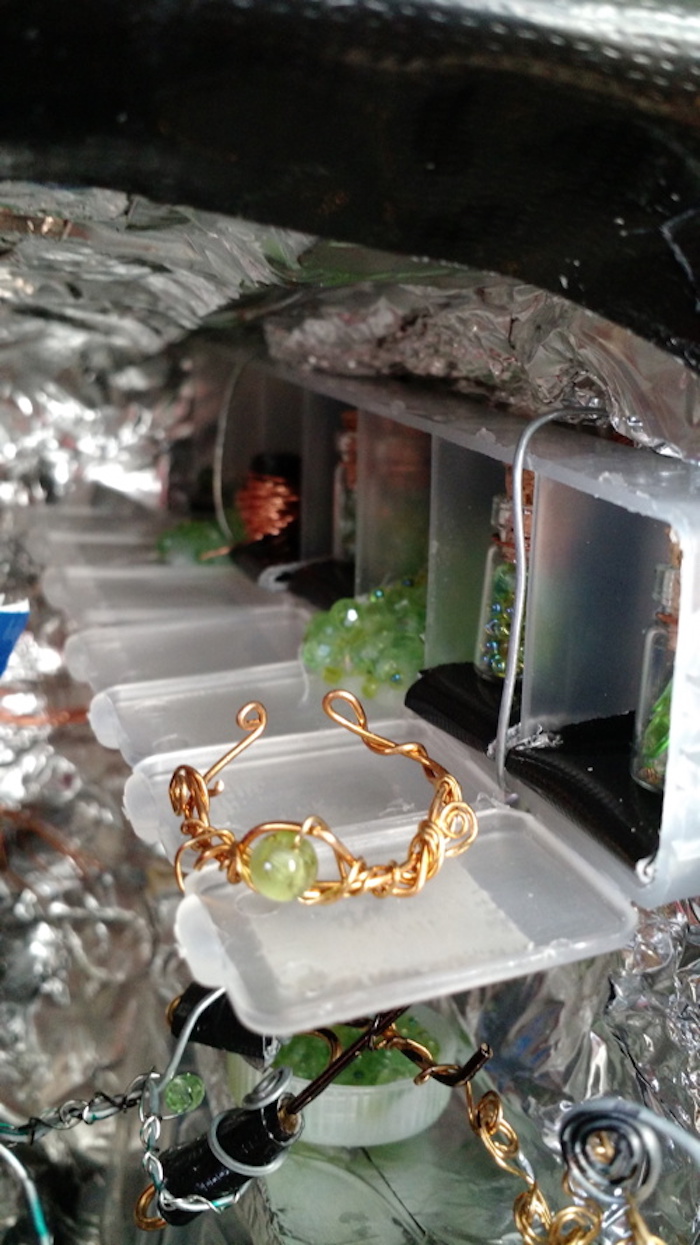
[464,1081,673,1245]
[170,688,478,903]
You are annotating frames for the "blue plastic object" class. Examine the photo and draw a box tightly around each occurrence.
[0,601,30,677]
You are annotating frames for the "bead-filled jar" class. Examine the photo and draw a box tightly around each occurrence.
[631,559,680,793]
[474,470,534,681]
[332,409,358,562]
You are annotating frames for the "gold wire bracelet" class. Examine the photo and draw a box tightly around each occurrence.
[169,688,478,905]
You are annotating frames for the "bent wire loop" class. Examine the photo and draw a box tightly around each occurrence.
[169,688,478,904]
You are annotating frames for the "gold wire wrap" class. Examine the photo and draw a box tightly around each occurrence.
[169,688,478,904]
[134,1184,166,1232]
[465,1082,666,1245]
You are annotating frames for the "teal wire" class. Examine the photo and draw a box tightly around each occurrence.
[0,1142,53,1245]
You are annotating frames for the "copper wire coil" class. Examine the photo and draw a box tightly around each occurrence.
[235,471,300,543]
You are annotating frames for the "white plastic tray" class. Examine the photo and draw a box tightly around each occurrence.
[22,506,168,564]
[42,563,273,627]
[65,605,310,692]
[89,659,404,766]
[175,802,635,1033]
[123,717,482,850]
[30,529,161,568]
[123,717,636,1031]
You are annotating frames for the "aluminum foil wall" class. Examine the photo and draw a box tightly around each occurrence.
[0,182,311,506]
[2,179,700,521]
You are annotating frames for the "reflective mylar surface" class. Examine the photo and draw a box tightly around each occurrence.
[0,182,311,505]
[263,275,700,461]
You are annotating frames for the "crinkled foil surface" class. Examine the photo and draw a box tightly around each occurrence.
[0,182,699,1243]
[263,277,700,461]
[0,182,312,507]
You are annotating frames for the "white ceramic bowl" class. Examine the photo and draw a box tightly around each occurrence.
[227,1006,457,1148]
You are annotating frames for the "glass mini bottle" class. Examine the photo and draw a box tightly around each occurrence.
[631,562,679,793]
[474,485,533,681]
[332,409,358,562]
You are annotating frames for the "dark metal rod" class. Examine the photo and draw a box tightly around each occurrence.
[286,1007,407,1114]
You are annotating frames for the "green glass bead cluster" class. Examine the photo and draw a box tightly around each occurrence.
[301,579,426,697]
[477,561,524,680]
[274,1012,440,1086]
[156,515,245,565]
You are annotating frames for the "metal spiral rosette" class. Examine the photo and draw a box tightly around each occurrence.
[560,1098,664,1205]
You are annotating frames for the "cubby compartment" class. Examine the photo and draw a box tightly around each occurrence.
[221,366,355,571]
[425,440,503,668]
[355,412,431,594]
[522,483,671,731]
[126,720,634,1032]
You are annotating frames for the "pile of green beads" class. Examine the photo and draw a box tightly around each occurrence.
[156,515,244,565]
[274,1012,440,1086]
[477,560,524,680]
[248,830,319,902]
[301,578,426,697]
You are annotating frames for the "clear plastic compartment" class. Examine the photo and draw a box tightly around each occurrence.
[65,605,310,691]
[122,713,635,1030]
[21,503,168,564]
[123,715,485,851]
[90,659,405,766]
[29,529,161,568]
[173,802,635,1033]
[41,563,273,627]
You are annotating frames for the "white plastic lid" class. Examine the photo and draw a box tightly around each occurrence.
[65,605,308,692]
[42,564,272,626]
[227,1005,457,1147]
[89,659,403,767]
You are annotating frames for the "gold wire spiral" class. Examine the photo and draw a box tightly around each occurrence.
[169,689,478,904]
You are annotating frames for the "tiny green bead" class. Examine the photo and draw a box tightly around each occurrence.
[361,674,380,698]
[322,664,344,683]
[163,1072,206,1115]
[249,831,318,902]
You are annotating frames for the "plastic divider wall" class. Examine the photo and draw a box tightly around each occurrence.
[425,439,503,669]
[522,481,671,732]
[355,411,431,596]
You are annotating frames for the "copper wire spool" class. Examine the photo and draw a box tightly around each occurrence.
[235,452,300,543]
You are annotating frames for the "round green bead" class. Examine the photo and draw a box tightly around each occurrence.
[163,1072,206,1115]
[361,674,380,698]
[330,598,365,629]
[249,831,318,902]
[322,663,345,684]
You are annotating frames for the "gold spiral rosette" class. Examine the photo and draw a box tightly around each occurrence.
[169,689,478,905]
